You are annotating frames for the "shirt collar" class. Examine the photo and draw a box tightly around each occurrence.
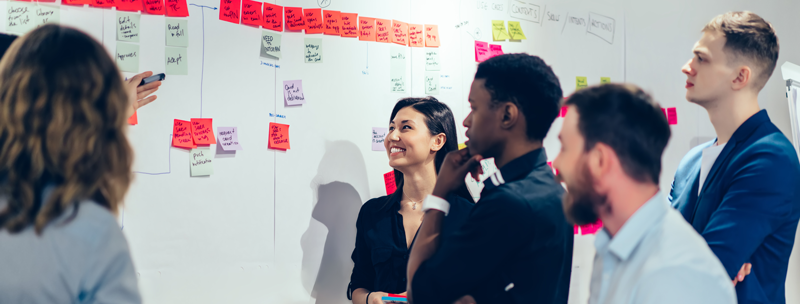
[729,109,769,144]
[482,148,548,192]
[595,191,668,261]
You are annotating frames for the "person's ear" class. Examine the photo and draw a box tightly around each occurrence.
[431,133,446,152]
[500,102,519,130]
[731,65,752,91]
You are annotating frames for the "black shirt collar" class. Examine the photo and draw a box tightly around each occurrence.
[482,148,548,192]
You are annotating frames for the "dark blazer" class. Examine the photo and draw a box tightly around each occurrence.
[669,110,800,304]
[412,149,573,304]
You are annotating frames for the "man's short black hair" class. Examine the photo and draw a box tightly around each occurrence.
[475,54,563,141]
[0,34,18,59]
[564,84,671,184]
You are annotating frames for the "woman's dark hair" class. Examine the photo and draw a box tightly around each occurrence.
[384,97,464,207]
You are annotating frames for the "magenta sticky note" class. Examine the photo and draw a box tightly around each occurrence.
[218,127,242,150]
[475,41,490,62]
[667,107,677,125]
[283,80,306,106]
[573,225,579,234]
[372,127,387,151]
[489,44,503,58]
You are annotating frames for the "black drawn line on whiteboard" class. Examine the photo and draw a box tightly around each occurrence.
[133,134,172,175]
[586,12,615,45]
[190,4,218,118]
[561,12,568,34]
[541,5,546,27]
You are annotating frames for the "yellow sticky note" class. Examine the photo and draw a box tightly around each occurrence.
[507,21,526,40]
[458,143,467,150]
[491,20,510,41]
[576,76,588,90]
[600,77,611,84]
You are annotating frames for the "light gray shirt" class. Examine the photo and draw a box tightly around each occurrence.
[0,195,140,304]
[589,192,736,304]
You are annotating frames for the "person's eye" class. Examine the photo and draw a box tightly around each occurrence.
[389,126,394,131]
[403,125,412,130]
[697,56,703,62]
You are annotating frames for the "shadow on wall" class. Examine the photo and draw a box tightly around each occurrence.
[301,141,369,304]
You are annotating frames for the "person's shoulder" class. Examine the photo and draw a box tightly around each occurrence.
[55,201,127,250]
[647,209,727,272]
[355,195,393,225]
[677,140,714,170]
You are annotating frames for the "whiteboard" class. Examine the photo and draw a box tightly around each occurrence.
[0,0,624,303]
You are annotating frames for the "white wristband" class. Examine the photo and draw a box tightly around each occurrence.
[422,195,450,216]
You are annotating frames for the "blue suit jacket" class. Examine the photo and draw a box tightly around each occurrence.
[669,110,800,304]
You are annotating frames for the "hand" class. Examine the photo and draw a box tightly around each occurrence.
[733,263,752,286]
[431,148,483,198]
[452,295,476,304]
[368,292,387,304]
[125,71,162,115]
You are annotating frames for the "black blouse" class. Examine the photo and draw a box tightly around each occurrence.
[347,193,474,299]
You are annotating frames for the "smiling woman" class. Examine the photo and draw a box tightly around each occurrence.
[347,97,475,304]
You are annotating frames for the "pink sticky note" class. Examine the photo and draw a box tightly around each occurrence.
[304,8,323,34]
[284,7,305,31]
[667,107,677,125]
[560,106,568,118]
[165,0,189,17]
[408,24,423,47]
[372,127,387,151]
[574,225,579,234]
[172,119,196,149]
[219,0,240,24]
[268,123,290,150]
[241,0,262,26]
[190,118,216,145]
[475,41,490,62]
[489,44,503,57]
[218,127,242,150]
[384,171,397,195]
[283,80,305,106]
[128,111,138,125]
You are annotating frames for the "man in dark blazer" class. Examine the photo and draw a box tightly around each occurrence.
[670,11,800,304]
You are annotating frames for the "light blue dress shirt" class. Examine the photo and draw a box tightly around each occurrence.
[589,192,736,304]
[0,194,141,304]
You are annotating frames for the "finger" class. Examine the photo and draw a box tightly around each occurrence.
[732,279,737,286]
[137,87,159,100]
[135,95,157,109]
[744,263,752,274]
[127,71,150,85]
[136,80,161,94]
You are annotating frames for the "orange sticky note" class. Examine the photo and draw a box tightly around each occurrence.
[241,0,262,26]
[359,17,376,41]
[165,0,189,17]
[340,13,358,37]
[425,24,440,47]
[408,24,423,47]
[117,0,143,11]
[304,8,323,34]
[268,122,291,150]
[384,171,397,194]
[63,0,92,5]
[143,0,165,14]
[284,7,305,31]
[218,0,240,24]
[172,119,196,148]
[128,111,138,125]
[375,19,391,43]
[323,10,341,35]
[391,20,408,45]
[91,0,114,8]
[190,118,216,145]
[262,3,283,31]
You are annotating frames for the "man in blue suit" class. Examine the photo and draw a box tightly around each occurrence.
[670,11,800,304]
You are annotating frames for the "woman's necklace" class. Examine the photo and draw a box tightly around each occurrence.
[403,191,422,210]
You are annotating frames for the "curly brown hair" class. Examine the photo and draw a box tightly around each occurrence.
[0,25,133,234]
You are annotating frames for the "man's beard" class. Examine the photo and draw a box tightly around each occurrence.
[559,162,609,226]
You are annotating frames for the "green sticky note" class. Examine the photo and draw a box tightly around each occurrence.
[7,2,36,34]
[165,47,188,75]
[576,76,588,90]
[115,42,139,73]
[190,147,214,176]
[166,18,188,47]
[425,72,439,95]
[261,30,282,59]
[117,12,141,42]
[34,5,60,28]
[507,21,526,40]
[491,20,510,41]
[600,77,611,84]
[304,38,323,63]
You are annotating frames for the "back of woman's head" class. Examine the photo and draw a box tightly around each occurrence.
[387,97,458,202]
[0,25,133,234]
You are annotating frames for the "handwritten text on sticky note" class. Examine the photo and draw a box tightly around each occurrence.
[304,38,323,63]
[172,119,196,148]
[384,171,397,194]
[268,122,290,150]
[283,80,305,105]
[474,41,490,62]
[190,118,216,145]
[372,127,387,151]
[190,147,214,176]
[218,127,242,150]
[425,24,440,47]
